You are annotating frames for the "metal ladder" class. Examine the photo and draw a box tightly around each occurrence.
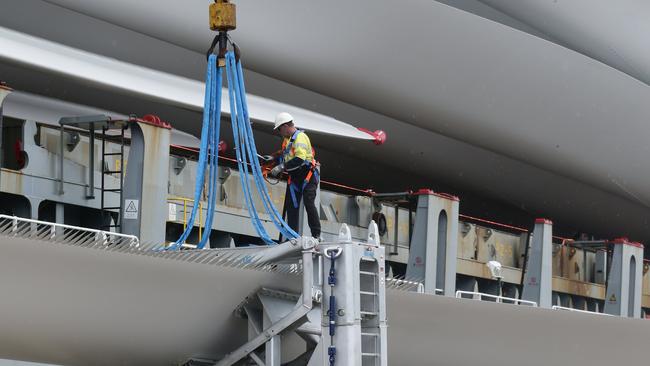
[100,125,126,232]
[360,258,382,366]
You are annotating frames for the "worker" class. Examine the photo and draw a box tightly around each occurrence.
[262,112,321,240]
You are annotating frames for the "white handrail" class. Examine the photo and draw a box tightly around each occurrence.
[0,214,139,247]
[551,305,612,316]
[386,278,425,293]
[455,290,538,307]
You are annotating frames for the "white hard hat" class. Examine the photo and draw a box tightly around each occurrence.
[274,112,293,130]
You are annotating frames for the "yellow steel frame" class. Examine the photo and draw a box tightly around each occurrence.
[167,196,204,242]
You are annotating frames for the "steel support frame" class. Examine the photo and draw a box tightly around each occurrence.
[521,219,554,308]
[57,115,110,196]
[318,223,388,366]
[405,193,459,295]
[604,239,644,317]
[0,85,11,188]
[211,223,388,366]
[214,238,317,366]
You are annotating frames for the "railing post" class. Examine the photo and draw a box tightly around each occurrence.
[183,199,187,231]
[95,231,107,246]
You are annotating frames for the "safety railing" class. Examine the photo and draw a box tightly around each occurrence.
[385,277,425,293]
[0,214,139,247]
[551,305,612,316]
[167,196,204,242]
[455,290,538,306]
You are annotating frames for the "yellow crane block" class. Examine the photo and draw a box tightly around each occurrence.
[209,0,236,31]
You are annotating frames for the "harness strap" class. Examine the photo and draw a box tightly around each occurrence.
[281,129,303,163]
[288,160,319,208]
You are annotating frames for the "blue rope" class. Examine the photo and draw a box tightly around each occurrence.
[224,53,276,245]
[230,54,298,239]
[170,51,299,249]
[169,55,219,249]
[196,65,223,249]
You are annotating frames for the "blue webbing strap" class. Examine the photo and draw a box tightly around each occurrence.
[288,161,319,209]
[225,53,275,245]
[196,63,223,249]
[169,55,220,249]
[171,51,299,249]
[281,129,302,164]
[231,54,299,239]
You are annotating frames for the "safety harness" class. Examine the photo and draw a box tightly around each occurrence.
[281,129,319,209]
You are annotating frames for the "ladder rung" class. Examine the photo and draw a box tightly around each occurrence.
[104,170,123,174]
[360,311,378,317]
[103,188,122,192]
[102,207,121,210]
[103,152,123,156]
[361,353,379,357]
[361,333,379,337]
[359,271,377,276]
[360,291,378,296]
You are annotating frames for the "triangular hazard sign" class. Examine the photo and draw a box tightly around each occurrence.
[126,201,137,212]
[609,294,617,302]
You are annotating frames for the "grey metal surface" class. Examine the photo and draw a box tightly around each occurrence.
[473,0,650,87]
[0,223,648,366]
[604,241,644,317]
[121,121,170,242]
[388,291,650,366]
[214,243,315,366]
[522,220,553,308]
[405,194,458,295]
[121,122,144,237]
[0,85,11,189]
[320,237,387,366]
[3,91,199,148]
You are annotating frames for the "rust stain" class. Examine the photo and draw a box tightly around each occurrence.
[1,168,24,194]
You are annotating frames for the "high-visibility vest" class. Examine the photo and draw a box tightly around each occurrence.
[281,130,314,165]
[281,130,319,208]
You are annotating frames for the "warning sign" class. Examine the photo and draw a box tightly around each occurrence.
[168,203,177,221]
[124,199,139,220]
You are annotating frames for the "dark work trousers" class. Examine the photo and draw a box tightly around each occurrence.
[285,173,321,238]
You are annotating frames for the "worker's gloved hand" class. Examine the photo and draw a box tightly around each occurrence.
[269,163,284,178]
[260,155,274,163]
